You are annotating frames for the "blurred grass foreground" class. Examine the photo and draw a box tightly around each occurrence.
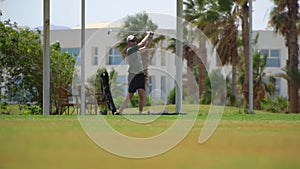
[0,105,300,169]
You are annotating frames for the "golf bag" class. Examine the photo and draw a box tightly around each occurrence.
[100,71,117,114]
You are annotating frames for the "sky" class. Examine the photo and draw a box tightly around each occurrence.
[0,0,273,30]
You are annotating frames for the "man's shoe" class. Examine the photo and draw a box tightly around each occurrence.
[113,112,121,115]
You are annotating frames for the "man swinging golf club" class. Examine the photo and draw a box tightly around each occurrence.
[115,31,153,115]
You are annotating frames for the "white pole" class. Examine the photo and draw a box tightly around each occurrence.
[43,0,50,115]
[176,0,183,113]
[80,0,86,115]
[249,0,254,114]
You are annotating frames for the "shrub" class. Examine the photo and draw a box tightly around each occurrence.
[130,94,152,107]
[0,102,9,115]
[23,105,42,115]
[167,87,176,105]
[261,96,288,113]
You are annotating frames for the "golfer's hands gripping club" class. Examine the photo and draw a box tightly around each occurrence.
[146,31,154,38]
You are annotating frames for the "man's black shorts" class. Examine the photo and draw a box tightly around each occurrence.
[128,73,145,93]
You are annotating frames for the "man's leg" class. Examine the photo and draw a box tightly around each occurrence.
[118,93,134,114]
[137,89,145,113]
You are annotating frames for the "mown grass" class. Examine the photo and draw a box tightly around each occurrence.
[0,104,300,169]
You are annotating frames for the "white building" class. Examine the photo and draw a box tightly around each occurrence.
[255,31,300,97]
[50,23,178,102]
[50,23,300,101]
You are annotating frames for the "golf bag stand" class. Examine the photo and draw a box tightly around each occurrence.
[100,71,117,114]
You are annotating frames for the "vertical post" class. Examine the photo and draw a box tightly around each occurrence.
[176,0,183,113]
[80,0,86,115]
[43,0,50,115]
[248,0,254,114]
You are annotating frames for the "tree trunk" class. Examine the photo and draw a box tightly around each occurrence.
[198,39,207,98]
[231,22,239,106]
[184,46,196,98]
[286,0,299,113]
[240,2,250,108]
[253,83,265,110]
[231,47,238,105]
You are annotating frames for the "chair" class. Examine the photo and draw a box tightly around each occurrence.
[55,87,79,115]
[78,86,108,114]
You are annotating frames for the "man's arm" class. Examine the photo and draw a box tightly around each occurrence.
[144,35,153,48]
[138,31,153,49]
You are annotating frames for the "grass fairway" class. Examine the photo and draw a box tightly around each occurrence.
[0,105,300,169]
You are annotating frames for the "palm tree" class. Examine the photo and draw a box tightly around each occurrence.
[184,0,241,105]
[237,0,251,109]
[284,68,300,87]
[216,18,239,105]
[277,67,300,91]
[184,0,215,98]
[209,0,240,105]
[252,52,276,109]
[269,0,299,113]
[237,34,278,110]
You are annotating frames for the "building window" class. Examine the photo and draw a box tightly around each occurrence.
[275,77,281,95]
[92,47,99,66]
[261,49,280,67]
[109,48,123,65]
[61,48,80,65]
[260,49,269,57]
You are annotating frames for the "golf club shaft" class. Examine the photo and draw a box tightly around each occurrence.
[107,29,152,35]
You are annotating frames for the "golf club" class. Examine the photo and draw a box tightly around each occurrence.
[107,29,153,36]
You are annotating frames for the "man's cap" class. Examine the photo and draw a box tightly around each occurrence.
[126,35,136,42]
